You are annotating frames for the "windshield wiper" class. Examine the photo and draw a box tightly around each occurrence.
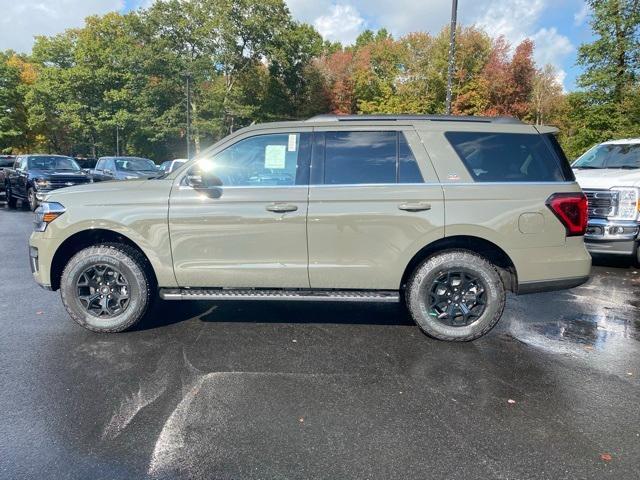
[573,166,601,169]
[607,165,639,170]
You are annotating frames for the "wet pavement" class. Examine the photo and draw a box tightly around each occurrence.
[1,206,639,479]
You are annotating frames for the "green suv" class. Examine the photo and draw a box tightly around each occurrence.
[29,115,591,341]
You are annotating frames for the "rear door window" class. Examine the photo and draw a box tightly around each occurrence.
[445,132,570,182]
[321,131,424,185]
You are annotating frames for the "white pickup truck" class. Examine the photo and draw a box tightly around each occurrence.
[572,139,640,261]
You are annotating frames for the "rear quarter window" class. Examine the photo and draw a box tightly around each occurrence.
[445,132,571,182]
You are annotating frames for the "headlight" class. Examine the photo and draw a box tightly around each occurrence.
[609,187,640,221]
[34,202,66,232]
[35,178,50,189]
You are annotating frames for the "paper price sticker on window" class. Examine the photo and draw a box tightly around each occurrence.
[264,145,287,169]
[287,134,297,152]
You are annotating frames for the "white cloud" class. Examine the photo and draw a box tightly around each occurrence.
[530,27,573,92]
[0,0,124,53]
[287,0,453,41]
[474,0,546,44]
[531,27,574,66]
[574,3,590,26]
[313,4,366,45]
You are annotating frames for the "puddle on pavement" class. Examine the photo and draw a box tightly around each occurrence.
[531,313,640,347]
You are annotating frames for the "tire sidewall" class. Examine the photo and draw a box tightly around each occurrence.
[407,251,505,341]
[28,188,38,211]
[61,247,148,332]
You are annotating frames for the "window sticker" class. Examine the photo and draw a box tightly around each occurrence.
[264,145,287,169]
[287,134,297,152]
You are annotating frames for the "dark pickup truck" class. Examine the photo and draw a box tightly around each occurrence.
[5,154,92,210]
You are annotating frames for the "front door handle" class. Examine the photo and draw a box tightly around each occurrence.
[398,201,432,212]
[266,203,298,213]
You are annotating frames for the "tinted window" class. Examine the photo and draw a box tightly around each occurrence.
[324,131,397,185]
[545,134,575,180]
[114,157,156,172]
[399,134,424,183]
[27,156,80,171]
[446,132,568,182]
[196,133,310,187]
[0,158,14,168]
[573,143,640,170]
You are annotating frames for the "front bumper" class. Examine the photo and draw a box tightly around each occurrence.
[584,219,639,255]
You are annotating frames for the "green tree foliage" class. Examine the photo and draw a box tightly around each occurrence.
[562,0,640,157]
[2,0,636,161]
[0,52,29,152]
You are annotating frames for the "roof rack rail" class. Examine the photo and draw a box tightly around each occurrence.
[306,114,523,124]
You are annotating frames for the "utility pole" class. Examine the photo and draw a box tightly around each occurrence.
[185,72,191,160]
[116,125,120,156]
[445,0,458,115]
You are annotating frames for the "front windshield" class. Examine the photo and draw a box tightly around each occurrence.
[28,156,80,171]
[573,143,640,169]
[114,158,157,172]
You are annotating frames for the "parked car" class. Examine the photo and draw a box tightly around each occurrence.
[572,139,640,261]
[29,114,591,340]
[0,155,15,196]
[74,157,97,171]
[6,154,92,211]
[91,156,162,182]
[160,158,187,174]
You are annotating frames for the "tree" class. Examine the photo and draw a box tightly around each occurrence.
[531,64,563,125]
[560,0,640,156]
[0,52,30,152]
[577,0,640,101]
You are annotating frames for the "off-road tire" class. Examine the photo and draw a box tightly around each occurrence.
[6,185,17,208]
[60,243,153,333]
[406,249,506,342]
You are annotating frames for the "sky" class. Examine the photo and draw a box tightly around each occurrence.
[0,0,595,91]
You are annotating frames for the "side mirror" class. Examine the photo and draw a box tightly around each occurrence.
[104,169,113,176]
[186,171,223,198]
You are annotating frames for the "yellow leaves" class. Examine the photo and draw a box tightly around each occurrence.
[6,54,38,85]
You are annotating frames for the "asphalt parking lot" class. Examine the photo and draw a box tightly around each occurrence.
[1,204,639,480]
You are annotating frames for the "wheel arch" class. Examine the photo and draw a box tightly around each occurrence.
[400,235,517,293]
[50,229,158,291]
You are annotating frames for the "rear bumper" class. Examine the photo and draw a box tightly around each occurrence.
[517,275,589,295]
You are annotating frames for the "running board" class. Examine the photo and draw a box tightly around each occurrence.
[159,288,400,303]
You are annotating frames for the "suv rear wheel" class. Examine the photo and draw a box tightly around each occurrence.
[60,244,153,332]
[406,249,505,341]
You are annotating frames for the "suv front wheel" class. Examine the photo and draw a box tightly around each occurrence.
[406,250,506,342]
[60,244,153,332]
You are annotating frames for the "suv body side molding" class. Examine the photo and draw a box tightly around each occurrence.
[516,275,589,295]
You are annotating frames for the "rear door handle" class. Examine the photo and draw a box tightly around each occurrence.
[266,203,298,213]
[398,202,432,212]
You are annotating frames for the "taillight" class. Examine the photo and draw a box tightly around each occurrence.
[546,192,588,236]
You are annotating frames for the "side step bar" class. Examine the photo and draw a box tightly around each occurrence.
[159,288,400,303]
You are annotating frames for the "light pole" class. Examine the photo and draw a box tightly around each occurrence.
[116,125,120,156]
[184,72,192,160]
[445,0,458,115]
